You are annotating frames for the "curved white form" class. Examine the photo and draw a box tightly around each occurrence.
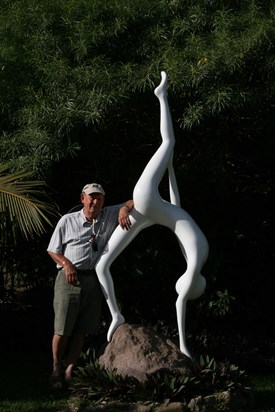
[96,72,209,358]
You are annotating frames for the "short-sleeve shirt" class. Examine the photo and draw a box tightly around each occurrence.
[47,205,121,270]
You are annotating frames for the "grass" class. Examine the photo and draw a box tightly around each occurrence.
[0,349,73,412]
[0,346,274,412]
[1,286,274,411]
[249,374,275,412]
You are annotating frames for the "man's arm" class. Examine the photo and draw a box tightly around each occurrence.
[48,251,78,285]
[118,200,134,230]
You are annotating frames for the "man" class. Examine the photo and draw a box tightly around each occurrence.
[47,182,133,389]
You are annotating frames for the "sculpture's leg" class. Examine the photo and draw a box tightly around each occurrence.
[96,71,173,343]
[155,72,180,207]
[176,272,207,357]
[173,217,209,357]
[133,71,176,216]
[151,72,209,358]
[168,155,181,207]
[176,297,190,357]
[96,210,153,341]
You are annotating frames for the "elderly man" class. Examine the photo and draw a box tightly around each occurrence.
[47,183,133,389]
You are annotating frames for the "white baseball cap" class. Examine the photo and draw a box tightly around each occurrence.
[82,183,105,196]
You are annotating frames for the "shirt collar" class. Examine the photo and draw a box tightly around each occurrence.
[80,208,103,225]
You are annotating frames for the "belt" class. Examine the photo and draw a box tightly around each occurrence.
[76,269,96,275]
[58,268,96,275]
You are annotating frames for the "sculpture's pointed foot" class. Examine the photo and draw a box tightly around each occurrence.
[180,344,192,360]
[154,71,167,99]
[107,314,125,342]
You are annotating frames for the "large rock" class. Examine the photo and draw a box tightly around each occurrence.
[98,323,193,382]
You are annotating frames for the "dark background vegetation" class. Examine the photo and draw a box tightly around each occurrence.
[0,0,274,380]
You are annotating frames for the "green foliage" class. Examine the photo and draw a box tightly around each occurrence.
[250,374,275,412]
[208,289,236,317]
[0,0,274,175]
[0,163,60,305]
[71,349,248,405]
[72,348,141,403]
[0,163,60,242]
[0,0,274,348]
[141,369,197,404]
[193,354,247,395]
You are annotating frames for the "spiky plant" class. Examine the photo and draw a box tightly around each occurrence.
[71,349,249,405]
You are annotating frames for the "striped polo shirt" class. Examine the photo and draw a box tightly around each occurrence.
[47,205,122,270]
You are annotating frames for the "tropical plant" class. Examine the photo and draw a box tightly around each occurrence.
[192,354,247,395]
[0,163,60,305]
[71,349,249,405]
[208,289,236,318]
[72,348,141,403]
[0,163,60,242]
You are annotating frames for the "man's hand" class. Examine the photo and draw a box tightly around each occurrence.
[63,262,78,285]
[47,251,79,285]
[118,204,132,230]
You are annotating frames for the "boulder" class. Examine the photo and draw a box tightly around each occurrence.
[98,323,193,382]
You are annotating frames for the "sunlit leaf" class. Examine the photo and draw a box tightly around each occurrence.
[0,163,60,242]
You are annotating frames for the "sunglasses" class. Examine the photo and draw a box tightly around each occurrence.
[89,234,98,252]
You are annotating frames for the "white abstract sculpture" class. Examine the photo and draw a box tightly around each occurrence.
[96,72,209,358]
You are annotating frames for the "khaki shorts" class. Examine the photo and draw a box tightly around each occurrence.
[53,269,103,336]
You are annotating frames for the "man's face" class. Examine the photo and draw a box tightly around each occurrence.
[81,192,105,221]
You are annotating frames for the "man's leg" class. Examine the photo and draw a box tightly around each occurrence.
[64,333,85,382]
[51,334,69,388]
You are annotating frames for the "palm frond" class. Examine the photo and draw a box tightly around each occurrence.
[0,164,60,242]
